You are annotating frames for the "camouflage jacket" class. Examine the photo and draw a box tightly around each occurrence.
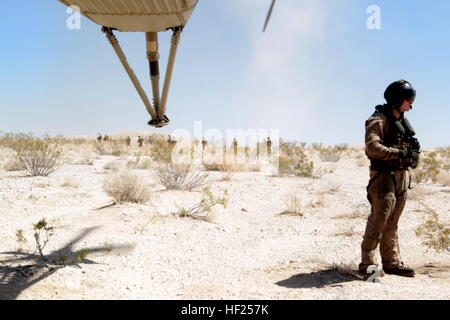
[365,108,401,162]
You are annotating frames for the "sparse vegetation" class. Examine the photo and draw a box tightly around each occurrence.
[149,137,175,163]
[103,170,151,204]
[33,218,55,261]
[173,187,228,222]
[95,140,123,156]
[76,249,91,262]
[218,171,234,182]
[311,142,323,151]
[310,190,326,208]
[414,152,440,183]
[15,136,62,176]
[334,226,359,237]
[15,229,27,252]
[415,202,449,252]
[333,206,369,220]
[3,158,25,171]
[279,139,314,177]
[153,163,210,191]
[319,146,342,162]
[127,155,152,169]
[280,191,304,216]
[204,162,259,173]
[0,131,34,151]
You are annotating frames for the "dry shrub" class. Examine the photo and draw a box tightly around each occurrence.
[310,190,326,208]
[16,137,62,176]
[95,141,123,156]
[415,202,449,252]
[3,158,25,171]
[203,162,226,171]
[127,155,153,170]
[280,191,304,216]
[311,142,323,151]
[436,170,450,186]
[335,226,359,237]
[203,162,259,172]
[149,137,175,163]
[153,163,210,191]
[218,171,234,182]
[319,146,342,162]
[333,206,369,220]
[103,170,151,204]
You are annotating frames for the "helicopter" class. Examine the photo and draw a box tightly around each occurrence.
[57,0,277,128]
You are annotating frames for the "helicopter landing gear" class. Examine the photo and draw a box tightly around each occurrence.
[148,115,170,128]
[102,26,183,128]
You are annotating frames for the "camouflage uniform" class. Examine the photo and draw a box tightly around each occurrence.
[267,137,272,157]
[137,136,144,147]
[360,106,411,272]
[233,139,238,158]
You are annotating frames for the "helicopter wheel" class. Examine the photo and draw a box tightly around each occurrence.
[148,115,170,128]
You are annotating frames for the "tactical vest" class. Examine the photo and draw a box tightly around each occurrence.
[370,104,417,171]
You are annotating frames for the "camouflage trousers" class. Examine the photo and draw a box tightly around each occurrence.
[359,170,408,271]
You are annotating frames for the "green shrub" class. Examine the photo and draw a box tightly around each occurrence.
[174,188,228,222]
[279,139,314,177]
[33,218,55,261]
[415,203,449,252]
[0,131,34,151]
[415,152,440,183]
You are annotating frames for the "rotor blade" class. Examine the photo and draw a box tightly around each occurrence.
[263,0,277,32]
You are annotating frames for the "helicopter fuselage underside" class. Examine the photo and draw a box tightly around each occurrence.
[58,0,198,31]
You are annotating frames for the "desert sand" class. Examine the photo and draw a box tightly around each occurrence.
[0,134,448,300]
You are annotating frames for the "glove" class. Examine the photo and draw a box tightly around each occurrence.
[398,148,419,161]
[410,137,421,151]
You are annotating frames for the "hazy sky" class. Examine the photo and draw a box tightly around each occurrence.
[0,0,449,148]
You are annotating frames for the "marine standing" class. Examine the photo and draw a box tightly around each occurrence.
[137,136,144,147]
[266,137,272,157]
[360,80,420,277]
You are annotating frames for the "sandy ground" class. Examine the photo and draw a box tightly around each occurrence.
[0,140,449,300]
